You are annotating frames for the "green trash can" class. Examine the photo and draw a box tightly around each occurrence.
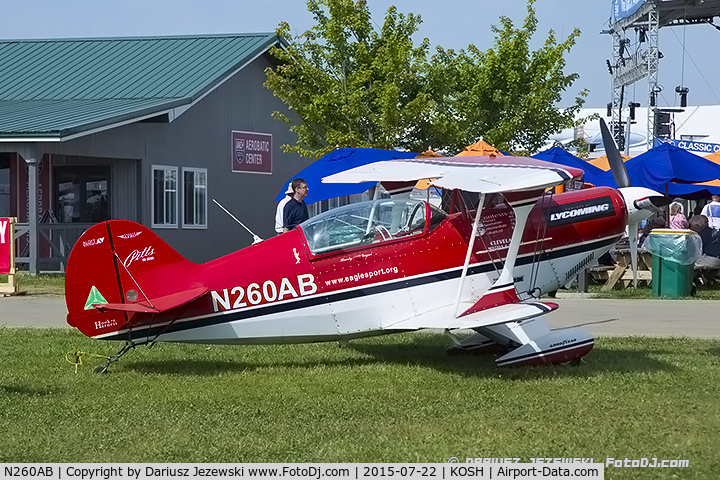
[644,229,702,298]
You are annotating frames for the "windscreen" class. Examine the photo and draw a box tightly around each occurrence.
[300,199,444,254]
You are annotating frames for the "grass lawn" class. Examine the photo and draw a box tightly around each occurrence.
[0,329,718,479]
[0,273,64,296]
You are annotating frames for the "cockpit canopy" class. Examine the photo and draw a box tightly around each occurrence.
[300,199,446,254]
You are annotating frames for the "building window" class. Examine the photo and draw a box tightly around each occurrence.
[182,168,207,228]
[54,166,111,223]
[152,165,178,228]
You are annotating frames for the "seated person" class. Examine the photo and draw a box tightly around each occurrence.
[639,214,666,246]
[669,202,688,230]
[688,215,720,284]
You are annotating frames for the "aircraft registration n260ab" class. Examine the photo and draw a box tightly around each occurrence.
[65,134,664,372]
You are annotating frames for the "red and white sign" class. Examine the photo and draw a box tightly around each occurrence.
[231,131,272,175]
[0,218,11,274]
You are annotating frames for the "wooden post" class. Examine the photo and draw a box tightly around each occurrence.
[0,217,18,294]
[577,268,589,293]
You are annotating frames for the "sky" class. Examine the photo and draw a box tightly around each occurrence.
[3,0,720,108]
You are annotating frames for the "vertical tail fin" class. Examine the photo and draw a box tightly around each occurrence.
[65,220,200,338]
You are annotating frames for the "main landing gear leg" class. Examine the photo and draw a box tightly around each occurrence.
[94,340,136,374]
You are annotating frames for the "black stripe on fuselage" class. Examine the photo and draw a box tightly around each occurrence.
[99,235,618,341]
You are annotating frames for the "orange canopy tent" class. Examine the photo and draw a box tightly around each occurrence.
[705,150,720,165]
[413,142,503,189]
[587,153,631,171]
[455,140,502,157]
[413,149,442,190]
[415,149,442,158]
[700,151,720,188]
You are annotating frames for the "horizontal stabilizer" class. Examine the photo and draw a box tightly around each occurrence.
[387,301,558,331]
[95,286,207,314]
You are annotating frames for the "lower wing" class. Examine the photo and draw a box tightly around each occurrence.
[385,300,558,331]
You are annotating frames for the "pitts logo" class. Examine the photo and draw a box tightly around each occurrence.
[124,246,155,267]
[547,196,615,226]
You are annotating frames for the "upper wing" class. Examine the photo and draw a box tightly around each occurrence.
[322,155,583,193]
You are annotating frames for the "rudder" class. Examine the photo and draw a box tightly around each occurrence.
[65,220,199,339]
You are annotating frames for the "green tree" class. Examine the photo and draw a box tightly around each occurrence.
[267,0,587,157]
[426,0,587,154]
[265,0,432,158]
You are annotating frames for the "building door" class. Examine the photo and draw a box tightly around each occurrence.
[54,166,111,223]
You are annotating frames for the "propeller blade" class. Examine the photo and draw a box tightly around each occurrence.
[599,118,632,188]
[628,222,639,289]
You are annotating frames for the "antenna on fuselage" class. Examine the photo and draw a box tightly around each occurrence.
[212,199,263,244]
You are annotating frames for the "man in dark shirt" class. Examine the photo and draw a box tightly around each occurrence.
[689,215,720,256]
[282,178,309,232]
[689,214,720,284]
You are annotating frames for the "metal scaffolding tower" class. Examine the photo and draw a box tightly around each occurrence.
[607,0,720,150]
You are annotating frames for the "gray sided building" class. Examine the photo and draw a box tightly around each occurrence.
[0,33,309,271]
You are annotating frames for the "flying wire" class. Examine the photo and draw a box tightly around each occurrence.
[527,192,553,298]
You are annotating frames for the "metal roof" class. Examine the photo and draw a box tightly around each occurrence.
[0,33,281,141]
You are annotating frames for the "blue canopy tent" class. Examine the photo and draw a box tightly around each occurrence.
[531,147,604,183]
[665,182,720,198]
[274,148,417,204]
[591,142,720,196]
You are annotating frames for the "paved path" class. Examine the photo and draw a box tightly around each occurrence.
[547,297,720,338]
[0,294,718,338]
[0,295,68,328]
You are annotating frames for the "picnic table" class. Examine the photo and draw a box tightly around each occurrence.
[592,248,653,291]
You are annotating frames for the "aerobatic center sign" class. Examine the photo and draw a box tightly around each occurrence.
[231,130,273,175]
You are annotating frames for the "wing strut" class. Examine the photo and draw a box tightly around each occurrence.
[455,193,544,318]
[493,197,538,290]
[453,194,486,317]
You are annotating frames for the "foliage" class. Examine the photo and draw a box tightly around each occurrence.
[265,0,431,158]
[425,0,587,154]
[1,329,719,479]
[265,0,587,158]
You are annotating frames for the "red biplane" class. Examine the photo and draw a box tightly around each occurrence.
[65,121,664,372]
